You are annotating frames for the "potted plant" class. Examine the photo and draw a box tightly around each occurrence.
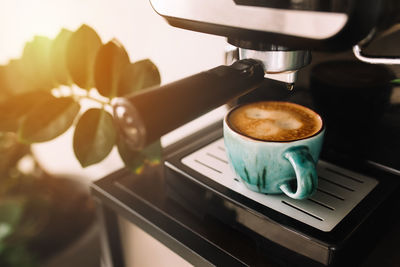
[0,24,162,266]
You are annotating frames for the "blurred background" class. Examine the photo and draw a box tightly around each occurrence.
[0,0,228,266]
[0,0,227,179]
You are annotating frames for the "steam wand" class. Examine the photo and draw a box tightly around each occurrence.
[113,59,265,150]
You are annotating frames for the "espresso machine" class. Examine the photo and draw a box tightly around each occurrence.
[101,1,400,266]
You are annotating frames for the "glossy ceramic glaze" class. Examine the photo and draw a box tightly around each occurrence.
[223,106,325,199]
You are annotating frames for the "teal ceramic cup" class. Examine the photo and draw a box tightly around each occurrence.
[223,102,325,200]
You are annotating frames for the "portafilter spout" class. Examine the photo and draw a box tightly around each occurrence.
[112,59,265,150]
[239,47,311,87]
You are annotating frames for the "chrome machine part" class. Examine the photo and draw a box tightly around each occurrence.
[151,0,400,84]
[353,27,400,65]
[224,45,239,65]
[239,47,311,84]
[353,44,400,65]
[353,26,400,65]
[112,97,147,150]
[150,0,397,85]
[239,48,312,73]
[150,0,348,40]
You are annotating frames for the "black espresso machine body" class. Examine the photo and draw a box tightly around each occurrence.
[161,81,400,266]
[110,0,400,266]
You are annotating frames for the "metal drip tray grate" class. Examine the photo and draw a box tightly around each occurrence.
[180,138,378,232]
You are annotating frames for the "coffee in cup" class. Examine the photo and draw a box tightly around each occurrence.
[228,101,323,142]
[224,101,324,200]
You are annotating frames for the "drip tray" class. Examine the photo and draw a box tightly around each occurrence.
[180,138,378,232]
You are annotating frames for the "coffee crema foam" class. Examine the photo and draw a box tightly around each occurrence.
[228,101,323,141]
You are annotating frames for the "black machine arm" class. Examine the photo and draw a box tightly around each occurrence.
[112,59,265,150]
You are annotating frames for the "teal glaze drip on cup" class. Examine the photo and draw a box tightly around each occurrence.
[223,104,325,200]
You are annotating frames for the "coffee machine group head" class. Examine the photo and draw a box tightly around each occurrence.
[150,0,400,83]
[114,0,400,150]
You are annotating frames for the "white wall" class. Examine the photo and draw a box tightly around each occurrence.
[0,0,227,82]
[0,0,227,180]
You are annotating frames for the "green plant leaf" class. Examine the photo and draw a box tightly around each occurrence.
[391,78,400,84]
[0,65,12,101]
[94,39,130,98]
[73,108,116,167]
[18,96,80,143]
[118,59,161,96]
[0,198,24,241]
[50,28,73,86]
[117,138,162,173]
[0,91,53,132]
[0,244,39,267]
[0,132,30,177]
[1,60,36,95]
[66,24,102,89]
[20,36,56,91]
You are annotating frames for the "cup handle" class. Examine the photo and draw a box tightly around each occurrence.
[279,146,318,199]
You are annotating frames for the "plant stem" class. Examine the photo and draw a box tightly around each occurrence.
[52,86,111,107]
[83,93,110,106]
